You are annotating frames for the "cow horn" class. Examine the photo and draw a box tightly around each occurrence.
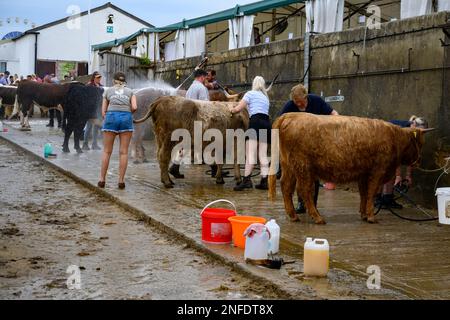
[267,73,279,92]
[224,90,239,100]
[420,128,436,133]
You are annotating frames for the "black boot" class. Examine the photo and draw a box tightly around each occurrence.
[255,177,268,190]
[382,194,403,209]
[169,164,185,179]
[46,120,54,127]
[296,200,306,214]
[210,164,217,178]
[233,176,253,191]
[374,193,383,208]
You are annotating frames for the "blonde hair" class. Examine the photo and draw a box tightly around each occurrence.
[409,115,428,128]
[252,76,268,97]
[290,84,308,100]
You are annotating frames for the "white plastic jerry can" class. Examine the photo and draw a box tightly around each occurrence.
[303,237,329,277]
[244,223,270,261]
[265,219,280,255]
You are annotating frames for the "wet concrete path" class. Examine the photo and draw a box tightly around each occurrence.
[1,119,449,299]
[0,140,280,300]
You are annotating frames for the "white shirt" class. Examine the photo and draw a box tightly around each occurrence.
[186,80,209,101]
[243,90,270,117]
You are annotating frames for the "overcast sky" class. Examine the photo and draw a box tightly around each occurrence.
[0,0,257,37]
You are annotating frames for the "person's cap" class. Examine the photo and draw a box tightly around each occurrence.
[5,71,10,75]
[113,72,126,82]
[194,69,207,78]
[93,71,102,78]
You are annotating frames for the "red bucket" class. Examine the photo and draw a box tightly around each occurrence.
[201,199,236,244]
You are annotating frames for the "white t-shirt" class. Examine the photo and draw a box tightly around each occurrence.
[243,90,269,117]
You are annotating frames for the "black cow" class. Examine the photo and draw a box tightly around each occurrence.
[0,85,17,119]
[62,84,103,153]
[16,80,77,130]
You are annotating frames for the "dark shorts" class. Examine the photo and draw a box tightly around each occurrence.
[248,113,271,144]
[102,111,134,133]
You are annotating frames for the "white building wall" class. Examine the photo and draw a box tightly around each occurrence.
[15,34,36,77]
[36,7,147,64]
[0,40,20,75]
[0,6,149,77]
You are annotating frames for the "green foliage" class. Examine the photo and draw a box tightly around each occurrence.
[139,56,151,66]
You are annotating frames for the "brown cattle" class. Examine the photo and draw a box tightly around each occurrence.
[268,113,431,224]
[132,88,240,164]
[134,96,249,188]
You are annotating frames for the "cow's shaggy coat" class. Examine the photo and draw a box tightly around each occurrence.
[268,113,428,224]
[134,96,249,188]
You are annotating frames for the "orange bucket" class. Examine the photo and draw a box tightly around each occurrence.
[228,216,267,249]
[324,182,336,190]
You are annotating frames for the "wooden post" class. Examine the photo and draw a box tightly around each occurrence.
[271,9,276,42]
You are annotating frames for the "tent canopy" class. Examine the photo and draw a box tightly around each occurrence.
[92,0,305,51]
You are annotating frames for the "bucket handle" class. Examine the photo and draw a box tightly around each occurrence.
[201,199,237,216]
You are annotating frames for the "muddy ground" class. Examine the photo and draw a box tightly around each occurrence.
[0,141,280,300]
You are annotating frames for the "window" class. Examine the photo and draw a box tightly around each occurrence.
[0,62,6,73]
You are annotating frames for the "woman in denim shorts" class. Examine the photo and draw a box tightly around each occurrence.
[98,72,137,189]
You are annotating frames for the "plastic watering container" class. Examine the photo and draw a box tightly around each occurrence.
[200,199,236,244]
[436,188,450,225]
[265,219,280,255]
[44,143,53,158]
[244,223,270,260]
[304,238,329,277]
[228,216,267,249]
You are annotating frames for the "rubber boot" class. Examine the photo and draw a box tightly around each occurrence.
[295,200,306,214]
[255,176,268,190]
[374,193,383,208]
[233,176,253,191]
[169,164,185,179]
[382,193,403,209]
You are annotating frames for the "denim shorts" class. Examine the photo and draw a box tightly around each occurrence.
[102,111,134,133]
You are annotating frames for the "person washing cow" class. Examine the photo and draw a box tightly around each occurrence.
[82,71,104,151]
[98,72,137,190]
[278,84,339,214]
[230,76,272,191]
[375,115,429,209]
[169,69,210,179]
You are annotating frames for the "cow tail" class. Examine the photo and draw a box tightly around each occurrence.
[10,95,19,119]
[133,98,159,124]
[268,117,282,201]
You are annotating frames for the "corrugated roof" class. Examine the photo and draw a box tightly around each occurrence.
[92,0,304,51]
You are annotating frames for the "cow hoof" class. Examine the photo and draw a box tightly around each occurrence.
[216,178,225,185]
[235,179,242,185]
[163,182,174,188]
[62,147,70,153]
[133,160,143,164]
[289,215,300,222]
[143,159,150,163]
[315,218,327,225]
[367,217,378,224]
[76,149,83,154]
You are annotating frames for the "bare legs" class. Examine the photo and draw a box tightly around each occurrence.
[99,132,116,183]
[99,131,132,185]
[244,139,269,177]
[118,132,132,184]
